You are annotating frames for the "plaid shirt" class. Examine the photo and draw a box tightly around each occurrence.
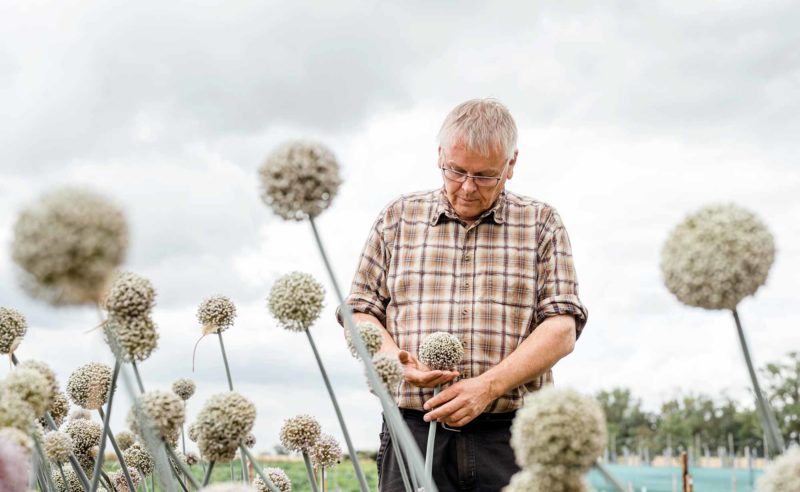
[343,188,588,412]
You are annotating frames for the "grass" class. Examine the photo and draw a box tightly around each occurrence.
[104,457,379,491]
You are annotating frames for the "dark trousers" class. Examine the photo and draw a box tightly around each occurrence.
[377,409,520,492]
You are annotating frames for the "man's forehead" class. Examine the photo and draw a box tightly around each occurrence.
[442,143,507,173]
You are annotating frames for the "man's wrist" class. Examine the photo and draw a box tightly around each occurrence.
[479,370,506,401]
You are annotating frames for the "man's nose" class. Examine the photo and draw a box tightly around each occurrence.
[461,177,477,194]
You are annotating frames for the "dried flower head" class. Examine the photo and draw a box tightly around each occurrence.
[268,272,325,332]
[197,295,237,332]
[69,408,92,421]
[0,427,32,455]
[369,353,404,396]
[503,465,589,492]
[419,332,464,371]
[66,362,113,410]
[0,307,26,355]
[17,360,59,399]
[346,321,383,359]
[43,431,74,462]
[259,140,342,220]
[187,422,199,442]
[127,390,185,446]
[254,467,292,492]
[123,442,154,475]
[11,187,128,305]
[115,430,135,451]
[0,437,29,492]
[103,271,156,320]
[64,418,102,454]
[661,204,775,310]
[104,315,159,362]
[756,445,800,492]
[244,433,256,448]
[510,387,606,470]
[185,451,200,466]
[111,468,141,492]
[1,366,53,417]
[0,387,35,432]
[51,465,83,492]
[310,433,342,468]
[279,414,321,452]
[172,378,196,401]
[195,392,256,462]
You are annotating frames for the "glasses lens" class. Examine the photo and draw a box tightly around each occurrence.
[443,169,466,182]
[474,177,500,187]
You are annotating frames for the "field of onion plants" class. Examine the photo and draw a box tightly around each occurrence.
[1,141,796,492]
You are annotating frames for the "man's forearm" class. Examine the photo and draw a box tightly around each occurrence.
[480,314,577,400]
[349,312,400,355]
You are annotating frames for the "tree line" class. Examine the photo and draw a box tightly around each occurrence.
[597,351,799,459]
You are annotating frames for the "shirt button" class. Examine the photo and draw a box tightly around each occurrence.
[462,308,469,316]
[464,255,471,262]
[464,281,470,288]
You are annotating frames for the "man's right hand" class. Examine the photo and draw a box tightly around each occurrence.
[397,350,459,388]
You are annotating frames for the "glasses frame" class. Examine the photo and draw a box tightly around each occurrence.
[438,153,511,189]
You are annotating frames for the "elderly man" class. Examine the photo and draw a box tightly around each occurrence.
[342,99,588,491]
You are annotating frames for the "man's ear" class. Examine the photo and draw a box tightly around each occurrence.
[506,149,519,180]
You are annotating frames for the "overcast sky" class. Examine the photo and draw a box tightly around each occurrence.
[1,0,799,456]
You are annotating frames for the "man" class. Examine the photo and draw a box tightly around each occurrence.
[342,99,588,491]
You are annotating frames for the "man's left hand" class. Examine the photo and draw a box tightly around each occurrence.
[422,375,496,427]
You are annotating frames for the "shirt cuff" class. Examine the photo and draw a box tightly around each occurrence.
[536,294,588,339]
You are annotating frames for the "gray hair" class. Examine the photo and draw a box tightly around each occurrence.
[438,98,518,159]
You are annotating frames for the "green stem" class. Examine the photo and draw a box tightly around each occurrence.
[139,469,150,492]
[98,407,137,492]
[165,444,201,490]
[732,309,785,457]
[309,217,435,492]
[240,445,280,492]
[56,462,69,492]
[594,460,626,492]
[304,329,369,492]
[241,451,248,483]
[217,332,235,391]
[90,360,120,491]
[202,461,215,487]
[425,384,441,482]
[131,361,146,393]
[302,451,320,492]
[387,419,414,492]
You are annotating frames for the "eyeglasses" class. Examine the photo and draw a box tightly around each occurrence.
[439,155,510,188]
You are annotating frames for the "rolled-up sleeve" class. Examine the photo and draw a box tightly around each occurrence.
[535,208,588,339]
[337,213,391,326]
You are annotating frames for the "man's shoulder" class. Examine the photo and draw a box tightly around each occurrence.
[378,189,441,218]
[503,190,560,222]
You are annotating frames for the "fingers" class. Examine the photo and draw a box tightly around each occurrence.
[423,397,462,422]
[405,369,445,387]
[442,408,471,426]
[428,370,459,387]
[445,413,477,428]
[397,350,410,364]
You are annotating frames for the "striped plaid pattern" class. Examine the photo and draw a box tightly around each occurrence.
[344,188,588,412]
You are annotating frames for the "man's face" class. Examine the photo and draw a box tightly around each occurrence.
[439,141,517,222]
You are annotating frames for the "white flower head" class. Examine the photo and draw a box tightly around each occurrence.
[66,362,113,410]
[268,272,325,332]
[756,445,800,492]
[255,467,292,492]
[279,414,321,452]
[346,321,383,359]
[310,433,343,469]
[102,271,156,320]
[419,332,464,371]
[0,307,27,355]
[0,367,53,417]
[11,187,128,306]
[661,203,775,310]
[259,140,342,221]
[369,353,404,397]
[43,431,74,463]
[127,390,185,446]
[195,392,257,462]
[104,314,159,362]
[510,387,606,470]
[172,378,196,401]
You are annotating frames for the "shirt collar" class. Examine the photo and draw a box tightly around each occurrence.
[431,188,508,226]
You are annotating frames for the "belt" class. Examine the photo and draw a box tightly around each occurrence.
[398,408,517,432]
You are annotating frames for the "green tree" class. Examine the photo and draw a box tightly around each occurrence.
[762,351,800,443]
